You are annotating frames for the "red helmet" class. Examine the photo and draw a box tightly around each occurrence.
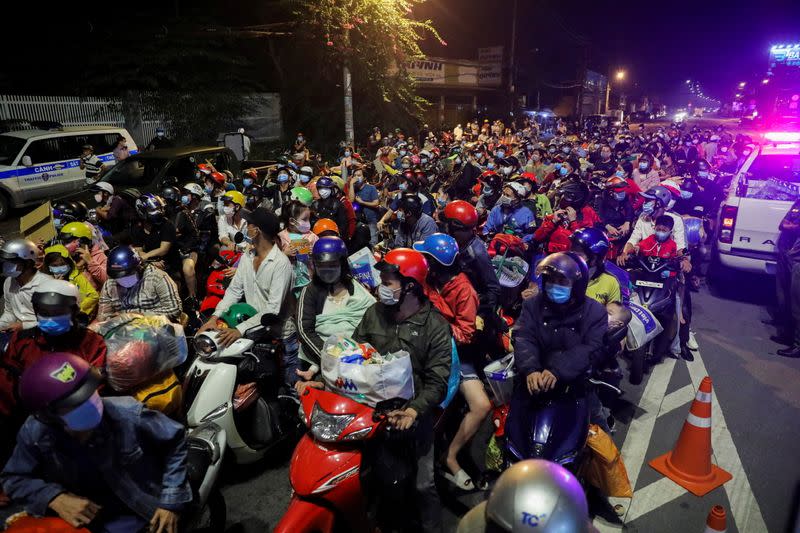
[208,171,226,186]
[197,163,213,176]
[376,248,429,285]
[402,169,416,182]
[442,200,479,228]
[519,171,538,184]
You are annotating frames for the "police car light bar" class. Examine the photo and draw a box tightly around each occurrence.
[764,132,800,143]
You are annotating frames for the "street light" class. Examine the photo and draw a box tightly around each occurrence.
[615,70,626,81]
[605,69,627,113]
[738,82,746,88]
[685,79,691,84]
[762,78,770,84]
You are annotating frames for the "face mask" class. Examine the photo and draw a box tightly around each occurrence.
[396,210,406,222]
[692,139,699,144]
[559,166,569,177]
[601,152,611,160]
[420,157,429,165]
[398,182,408,191]
[94,193,104,204]
[502,166,512,175]
[614,170,625,178]
[639,162,649,171]
[378,284,401,306]
[562,147,571,154]
[548,148,556,154]
[577,148,587,158]
[53,218,63,229]
[116,273,139,289]
[277,174,289,183]
[680,189,693,199]
[205,185,214,193]
[64,240,80,254]
[60,391,103,432]
[319,188,332,199]
[300,175,311,184]
[317,266,341,284]
[297,136,304,142]
[2,262,21,279]
[554,163,562,170]
[498,195,512,206]
[642,201,655,215]
[532,154,541,162]
[483,186,494,195]
[545,283,571,304]
[720,147,728,153]
[454,157,462,165]
[486,162,495,170]
[614,191,627,201]
[37,313,72,335]
[243,178,254,188]
[655,230,671,242]
[344,151,351,158]
[697,170,709,178]
[223,205,235,217]
[401,163,411,170]
[181,195,191,206]
[496,150,505,158]
[48,265,71,278]
[399,150,407,157]
[294,219,311,233]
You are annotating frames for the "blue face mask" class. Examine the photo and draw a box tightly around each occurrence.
[243,178,254,188]
[680,189,693,199]
[204,185,214,194]
[562,147,571,154]
[277,174,289,183]
[559,166,568,176]
[614,170,625,178]
[697,171,709,178]
[398,182,408,191]
[344,151,351,158]
[48,265,71,278]
[554,163,562,170]
[614,191,627,201]
[300,175,311,184]
[496,150,505,158]
[487,162,495,170]
[60,392,104,432]
[655,230,671,242]
[38,314,72,336]
[639,162,649,171]
[642,201,655,215]
[577,148,587,158]
[181,195,191,206]
[545,283,572,304]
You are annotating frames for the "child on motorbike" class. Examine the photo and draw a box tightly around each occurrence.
[278,201,318,298]
[636,215,678,259]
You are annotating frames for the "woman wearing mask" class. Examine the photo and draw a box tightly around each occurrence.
[525,148,551,182]
[264,166,295,216]
[41,245,99,319]
[217,190,248,250]
[59,222,107,290]
[632,153,660,191]
[295,237,375,393]
[278,201,319,298]
[596,176,636,259]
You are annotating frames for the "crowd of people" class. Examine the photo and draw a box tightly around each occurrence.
[0,116,754,532]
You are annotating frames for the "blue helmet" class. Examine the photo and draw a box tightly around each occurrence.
[316,176,334,189]
[135,193,166,221]
[107,245,141,279]
[412,233,459,267]
[569,227,610,262]
[312,236,348,263]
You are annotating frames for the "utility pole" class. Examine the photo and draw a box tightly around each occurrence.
[342,26,354,145]
[604,70,611,114]
[508,0,518,118]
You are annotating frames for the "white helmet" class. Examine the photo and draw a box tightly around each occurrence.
[182,183,205,198]
[1,239,38,262]
[299,166,314,177]
[237,127,245,134]
[91,182,114,195]
[505,181,528,198]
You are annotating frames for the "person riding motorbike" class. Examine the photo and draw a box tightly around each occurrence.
[91,182,135,238]
[413,233,491,492]
[592,144,617,177]
[350,248,452,533]
[475,171,503,217]
[595,176,635,255]
[0,239,48,332]
[632,153,659,191]
[160,186,201,306]
[569,228,621,307]
[313,176,350,242]
[263,166,295,216]
[482,182,536,242]
[130,194,179,274]
[517,172,552,226]
[2,353,190,532]
[217,190,248,250]
[41,245,99,318]
[52,201,88,233]
[534,181,601,253]
[392,193,439,248]
[59,221,108,290]
[97,245,182,322]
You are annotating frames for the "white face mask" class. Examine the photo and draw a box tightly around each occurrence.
[116,273,139,288]
[378,284,401,306]
[223,205,235,217]
[94,193,104,204]
[319,188,332,199]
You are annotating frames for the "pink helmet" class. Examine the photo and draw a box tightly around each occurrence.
[19,353,101,414]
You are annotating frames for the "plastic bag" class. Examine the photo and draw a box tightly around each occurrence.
[320,335,414,406]
[91,313,188,392]
[578,424,633,498]
[440,338,460,408]
[625,302,663,350]
[348,247,381,289]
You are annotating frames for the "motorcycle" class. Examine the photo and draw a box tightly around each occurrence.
[183,314,301,464]
[198,249,242,319]
[275,388,408,533]
[625,255,682,384]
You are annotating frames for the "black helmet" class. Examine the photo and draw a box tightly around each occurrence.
[399,193,424,218]
[160,186,182,205]
[556,181,589,208]
[570,228,610,271]
[135,193,166,222]
[52,201,87,226]
[536,251,590,304]
[107,245,142,279]
[32,278,80,316]
[483,172,503,192]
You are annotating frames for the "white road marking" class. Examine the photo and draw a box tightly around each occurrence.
[658,383,695,417]
[624,476,687,522]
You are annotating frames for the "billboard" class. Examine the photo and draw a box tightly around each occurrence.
[478,46,504,87]
[406,58,484,88]
[770,44,800,68]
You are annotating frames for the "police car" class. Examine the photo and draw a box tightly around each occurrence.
[717,131,800,274]
[0,126,137,219]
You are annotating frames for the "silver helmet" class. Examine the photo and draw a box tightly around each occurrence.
[458,460,589,533]
[0,238,38,262]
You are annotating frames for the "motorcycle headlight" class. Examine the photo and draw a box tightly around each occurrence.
[194,335,219,359]
[310,403,355,442]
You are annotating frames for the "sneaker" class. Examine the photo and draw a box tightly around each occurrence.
[686,332,699,351]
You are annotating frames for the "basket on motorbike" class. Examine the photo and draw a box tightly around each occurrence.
[483,353,516,406]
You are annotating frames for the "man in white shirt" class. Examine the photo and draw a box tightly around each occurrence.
[199,208,298,386]
[0,239,50,331]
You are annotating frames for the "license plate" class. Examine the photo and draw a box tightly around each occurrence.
[635,280,664,288]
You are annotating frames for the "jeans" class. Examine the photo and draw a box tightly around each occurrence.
[368,222,379,247]
[282,333,300,387]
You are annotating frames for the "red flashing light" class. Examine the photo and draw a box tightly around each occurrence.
[718,205,738,244]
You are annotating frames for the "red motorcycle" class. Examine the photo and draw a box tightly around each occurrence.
[199,250,242,318]
[274,387,406,533]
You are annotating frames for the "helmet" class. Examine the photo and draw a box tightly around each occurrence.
[19,352,102,414]
[312,236,348,263]
[220,303,258,328]
[505,181,527,198]
[90,182,114,195]
[182,182,205,198]
[458,459,589,533]
[222,190,246,208]
[0,239,38,262]
[299,166,314,178]
[208,171,226,186]
[556,181,589,208]
[330,176,345,191]
[32,277,80,316]
[197,163,213,176]
[107,245,141,279]
[442,200,479,228]
[52,201,87,226]
[399,193,424,218]
[135,193,166,219]
[316,176,334,190]
[535,252,590,303]
[412,233,459,266]
[696,159,711,172]
[160,186,181,204]
[481,171,502,191]
[290,186,313,206]
[59,221,93,242]
[604,176,628,190]
[640,185,672,208]
[569,228,610,266]
[312,218,340,236]
[376,248,429,286]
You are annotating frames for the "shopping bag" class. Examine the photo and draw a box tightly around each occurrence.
[440,338,460,408]
[348,247,381,289]
[321,335,414,406]
[625,302,663,350]
[579,424,633,498]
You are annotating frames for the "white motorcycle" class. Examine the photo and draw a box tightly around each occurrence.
[183,314,301,464]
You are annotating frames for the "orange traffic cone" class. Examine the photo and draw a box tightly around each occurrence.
[649,376,732,496]
[703,505,727,532]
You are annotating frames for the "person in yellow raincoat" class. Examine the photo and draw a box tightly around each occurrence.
[42,245,99,319]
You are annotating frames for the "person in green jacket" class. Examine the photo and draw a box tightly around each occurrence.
[352,248,452,533]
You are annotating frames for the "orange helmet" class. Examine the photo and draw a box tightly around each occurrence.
[312,218,340,236]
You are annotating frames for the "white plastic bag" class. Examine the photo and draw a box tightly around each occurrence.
[625,302,663,350]
[320,335,415,406]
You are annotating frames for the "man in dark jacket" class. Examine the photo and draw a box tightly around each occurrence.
[774,199,800,358]
[352,248,452,533]
[507,252,606,455]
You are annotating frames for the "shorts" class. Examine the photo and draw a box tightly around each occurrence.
[460,360,480,381]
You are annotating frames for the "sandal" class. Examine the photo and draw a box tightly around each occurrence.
[443,469,488,491]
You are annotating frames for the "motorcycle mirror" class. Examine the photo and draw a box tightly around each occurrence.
[234,232,244,244]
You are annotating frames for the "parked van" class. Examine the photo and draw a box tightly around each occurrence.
[0,126,137,219]
[717,132,800,274]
